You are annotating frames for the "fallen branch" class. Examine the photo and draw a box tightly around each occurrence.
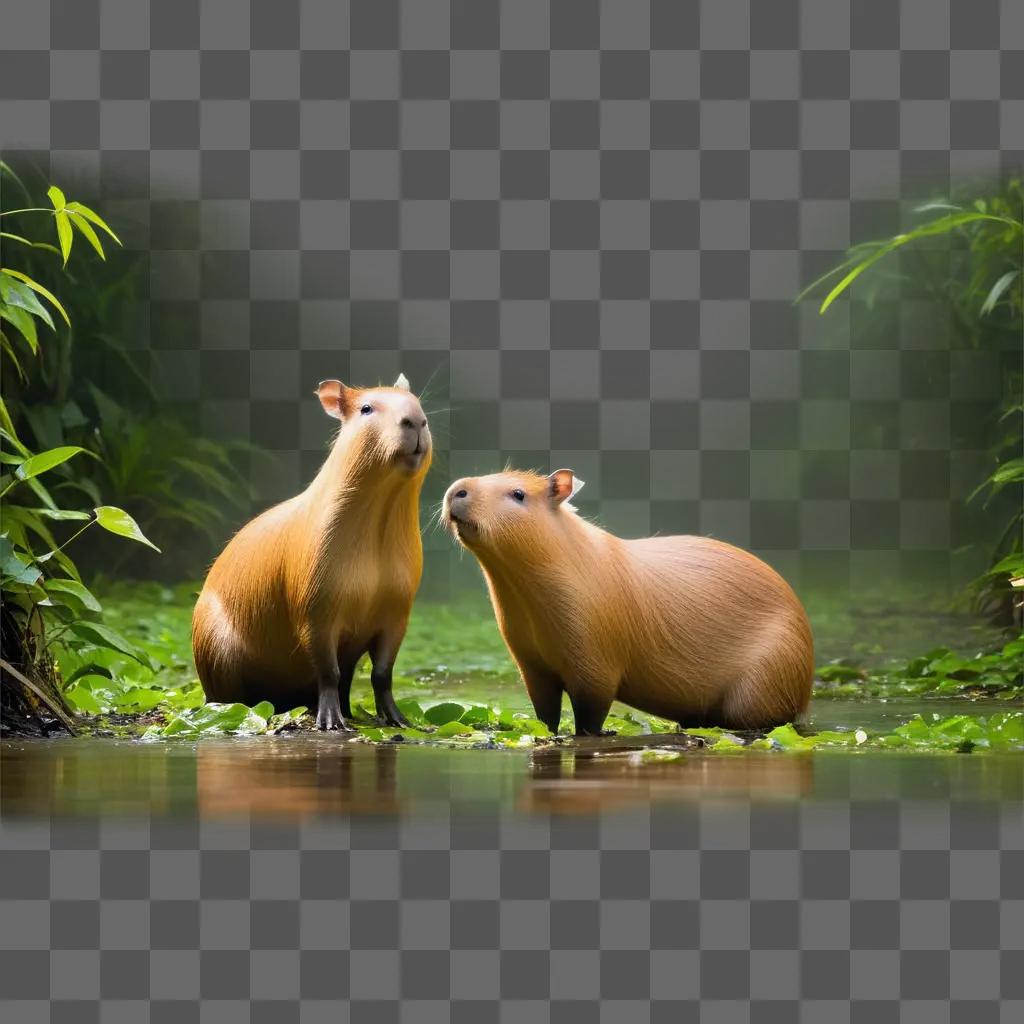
[0,657,77,735]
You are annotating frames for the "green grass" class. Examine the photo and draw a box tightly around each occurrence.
[53,580,1023,753]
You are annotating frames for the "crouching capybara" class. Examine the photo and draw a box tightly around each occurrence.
[444,469,813,736]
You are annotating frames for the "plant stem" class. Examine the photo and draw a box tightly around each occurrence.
[36,518,95,560]
[0,208,54,218]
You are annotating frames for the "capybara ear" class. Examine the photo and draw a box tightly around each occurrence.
[393,372,410,391]
[547,469,577,505]
[316,379,354,419]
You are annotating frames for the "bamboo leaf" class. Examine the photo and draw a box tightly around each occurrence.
[67,211,106,259]
[913,201,962,214]
[54,210,73,264]
[819,212,1022,313]
[0,271,54,329]
[65,201,122,246]
[47,185,67,211]
[793,249,879,306]
[0,331,26,380]
[980,269,1020,316]
[0,402,25,450]
[31,508,93,521]
[14,445,88,482]
[0,231,61,254]
[0,268,70,325]
[0,304,39,353]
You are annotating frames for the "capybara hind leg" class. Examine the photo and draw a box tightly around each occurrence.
[368,623,411,728]
[568,688,614,737]
[197,653,246,705]
[719,680,793,731]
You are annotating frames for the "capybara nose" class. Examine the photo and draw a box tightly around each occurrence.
[446,480,471,520]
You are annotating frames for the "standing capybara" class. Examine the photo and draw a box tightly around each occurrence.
[444,469,814,735]
[192,375,431,730]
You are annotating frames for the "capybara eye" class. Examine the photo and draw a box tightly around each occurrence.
[511,489,525,502]
[360,404,373,415]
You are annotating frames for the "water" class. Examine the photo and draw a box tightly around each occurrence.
[3,697,1021,820]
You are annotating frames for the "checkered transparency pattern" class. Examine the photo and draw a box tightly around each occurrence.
[1,801,1022,1019]
[2,0,1022,597]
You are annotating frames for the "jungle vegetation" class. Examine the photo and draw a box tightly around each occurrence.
[2,166,1021,751]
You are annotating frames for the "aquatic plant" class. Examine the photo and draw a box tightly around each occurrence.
[61,582,1023,755]
[815,634,1024,701]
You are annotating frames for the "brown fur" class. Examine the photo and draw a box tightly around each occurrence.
[444,470,814,734]
[192,379,430,728]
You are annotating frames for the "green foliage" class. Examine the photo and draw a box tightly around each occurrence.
[1,430,161,714]
[815,634,1024,701]
[1,162,256,577]
[798,178,1024,614]
[0,170,170,723]
[63,584,1023,756]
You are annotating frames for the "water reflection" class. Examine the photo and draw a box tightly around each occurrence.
[1,735,1020,820]
[523,740,815,815]
[197,741,400,818]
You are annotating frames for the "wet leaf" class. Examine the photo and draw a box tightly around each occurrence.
[424,701,467,726]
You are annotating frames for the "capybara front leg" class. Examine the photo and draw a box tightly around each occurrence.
[522,666,563,735]
[369,627,411,728]
[316,671,349,731]
[568,689,614,737]
[310,642,351,732]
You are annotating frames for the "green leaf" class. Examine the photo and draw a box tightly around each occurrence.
[14,446,88,482]
[460,705,495,727]
[47,185,66,211]
[0,330,26,380]
[424,701,467,726]
[65,201,122,247]
[0,304,38,353]
[67,210,106,259]
[980,269,1020,316]
[150,702,270,737]
[0,535,42,586]
[251,700,274,721]
[54,210,73,264]
[435,720,475,736]
[913,201,962,214]
[63,662,112,686]
[819,212,1023,313]
[44,577,102,613]
[1,268,71,325]
[68,620,152,669]
[31,508,92,521]
[0,272,54,329]
[0,231,61,255]
[93,506,161,552]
